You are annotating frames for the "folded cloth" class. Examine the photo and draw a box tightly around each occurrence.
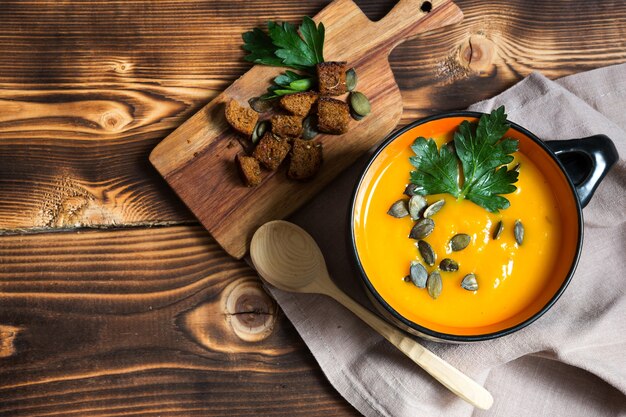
[269,64,626,416]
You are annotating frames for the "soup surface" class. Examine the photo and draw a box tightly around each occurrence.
[353,120,576,335]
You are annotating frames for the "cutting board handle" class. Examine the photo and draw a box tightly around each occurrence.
[373,0,463,53]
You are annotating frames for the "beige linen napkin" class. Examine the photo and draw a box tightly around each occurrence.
[270,64,626,416]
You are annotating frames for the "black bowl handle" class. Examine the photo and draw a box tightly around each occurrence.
[545,135,619,208]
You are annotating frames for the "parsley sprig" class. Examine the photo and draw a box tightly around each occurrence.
[409,106,519,212]
[242,16,325,72]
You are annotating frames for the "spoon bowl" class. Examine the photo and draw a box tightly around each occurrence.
[250,220,493,410]
[251,220,327,292]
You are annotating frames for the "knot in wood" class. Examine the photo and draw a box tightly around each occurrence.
[459,35,496,76]
[234,293,271,328]
[224,278,276,342]
[99,109,132,132]
[112,60,133,73]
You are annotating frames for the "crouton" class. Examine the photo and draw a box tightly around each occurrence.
[279,92,318,116]
[288,139,323,180]
[235,154,262,187]
[271,114,303,138]
[317,61,347,96]
[225,99,258,136]
[252,132,291,170]
[317,97,350,134]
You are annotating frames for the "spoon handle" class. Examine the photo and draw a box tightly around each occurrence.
[328,288,493,410]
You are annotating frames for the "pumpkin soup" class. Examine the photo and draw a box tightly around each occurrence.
[353,115,574,336]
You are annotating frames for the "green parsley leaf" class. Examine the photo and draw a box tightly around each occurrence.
[269,21,317,70]
[463,166,519,212]
[299,16,325,63]
[455,106,517,193]
[242,17,325,71]
[241,28,284,67]
[409,138,460,197]
[409,106,520,212]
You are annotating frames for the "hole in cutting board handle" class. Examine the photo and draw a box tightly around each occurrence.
[361,0,433,22]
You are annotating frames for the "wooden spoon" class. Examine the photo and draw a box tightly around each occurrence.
[250,220,493,410]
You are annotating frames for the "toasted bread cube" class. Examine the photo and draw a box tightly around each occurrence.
[317,61,347,96]
[271,114,303,138]
[317,97,350,134]
[279,92,318,116]
[235,154,262,187]
[288,139,323,180]
[225,99,258,136]
[252,132,291,171]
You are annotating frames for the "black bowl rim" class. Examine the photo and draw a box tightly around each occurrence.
[349,111,584,342]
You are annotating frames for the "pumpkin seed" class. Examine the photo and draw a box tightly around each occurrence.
[427,271,442,299]
[346,68,358,91]
[423,199,445,218]
[410,261,428,288]
[461,273,478,291]
[513,163,521,172]
[514,220,524,245]
[409,195,427,220]
[409,218,434,240]
[450,234,471,251]
[350,109,365,121]
[302,115,319,140]
[404,183,422,197]
[403,275,411,283]
[417,240,436,266]
[387,199,409,218]
[251,120,269,144]
[440,258,459,272]
[251,127,260,144]
[248,96,275,113]
[349,91,371,117]
[492,220,504,240]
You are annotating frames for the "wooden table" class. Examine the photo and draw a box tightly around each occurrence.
[1,1,624,415]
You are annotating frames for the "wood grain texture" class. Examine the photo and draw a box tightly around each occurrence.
[150,0,464,258]
[1,0,625,231]
[1,1,626,416]
[0,226,358,416]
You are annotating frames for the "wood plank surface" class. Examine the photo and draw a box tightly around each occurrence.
[0,226,358,416]
[1,0,625,230]
[1,1,625,416]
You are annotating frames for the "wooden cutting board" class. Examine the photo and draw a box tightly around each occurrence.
[150,0,463,259]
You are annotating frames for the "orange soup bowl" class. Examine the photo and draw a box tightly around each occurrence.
[350,112,618,342]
